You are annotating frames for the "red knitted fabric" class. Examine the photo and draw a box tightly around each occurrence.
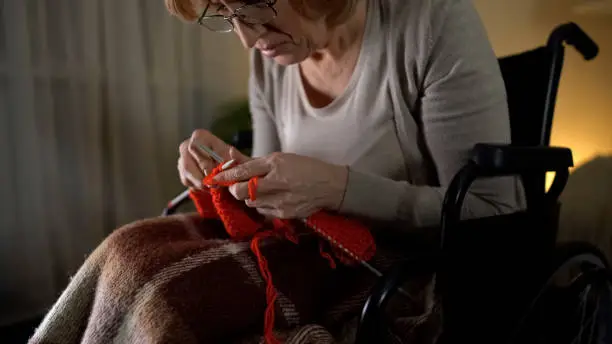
[188,163,376,344]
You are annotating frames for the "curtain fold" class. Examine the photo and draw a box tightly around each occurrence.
[0,0,249,326]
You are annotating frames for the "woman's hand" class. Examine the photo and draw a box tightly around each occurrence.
[212,152,349,219]
[177,129,250,189]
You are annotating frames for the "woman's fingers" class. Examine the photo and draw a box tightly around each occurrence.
[253,205,303,220]
[189,142,216,176]
[229,146,251,164]
[178,142,205,188]
[178,129,254,190]
[190,129,231,160]
[214,158,271,183]
[255,207,283,219]
[188,142,219,176]
[228,182,249,201]
[178,161,197,188]
[227,178,274,201]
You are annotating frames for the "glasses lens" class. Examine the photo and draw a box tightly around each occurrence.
[235,4,276,25]
[200,16,233,32]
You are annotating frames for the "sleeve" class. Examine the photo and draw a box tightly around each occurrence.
[338,0,525,228]
[248,50,281,158]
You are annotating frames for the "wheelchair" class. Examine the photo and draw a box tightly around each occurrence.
[163,22,612,343]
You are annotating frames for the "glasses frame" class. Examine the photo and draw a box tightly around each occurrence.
[197,0,278,33]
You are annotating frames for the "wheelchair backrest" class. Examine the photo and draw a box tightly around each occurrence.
[498,47,555,206]
[496,22,598,208]
[498,47,555,148]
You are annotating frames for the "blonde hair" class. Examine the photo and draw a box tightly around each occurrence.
[164,0,358,26]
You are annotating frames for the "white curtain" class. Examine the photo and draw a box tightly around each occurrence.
[0,0,249,326]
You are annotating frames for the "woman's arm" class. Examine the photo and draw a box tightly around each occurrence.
[338,0,525,228]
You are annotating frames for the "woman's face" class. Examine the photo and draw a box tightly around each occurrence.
[208,0,327,65]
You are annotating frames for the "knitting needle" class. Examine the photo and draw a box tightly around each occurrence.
[194,144,414,300]
[194,143,225,166]
[300,218,413,300]
[168,189,191,208]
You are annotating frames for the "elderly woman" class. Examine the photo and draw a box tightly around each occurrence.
[29,0,524,343]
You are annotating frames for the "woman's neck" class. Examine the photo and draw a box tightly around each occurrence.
[307,0,367,63]
[297,0,368,107]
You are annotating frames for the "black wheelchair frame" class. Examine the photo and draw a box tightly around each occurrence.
[162,22,612,343]
[356,22,611,344]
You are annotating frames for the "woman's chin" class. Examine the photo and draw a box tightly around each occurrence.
[259,49,307,66]
[271,55,304,65]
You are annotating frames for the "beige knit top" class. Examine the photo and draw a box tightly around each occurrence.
[248,0,525,230]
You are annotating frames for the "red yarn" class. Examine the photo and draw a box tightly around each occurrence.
[250,231,281,344]
[248,177,259,201]
[189,162,376,344]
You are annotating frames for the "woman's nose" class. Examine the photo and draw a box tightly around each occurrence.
[233,21,265,49]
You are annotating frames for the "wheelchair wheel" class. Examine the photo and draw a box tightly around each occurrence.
[509,242,612,343]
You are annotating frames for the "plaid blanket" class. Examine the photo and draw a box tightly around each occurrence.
[28,213,441,343]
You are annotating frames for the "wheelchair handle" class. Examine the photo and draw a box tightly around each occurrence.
[548,22,599,61]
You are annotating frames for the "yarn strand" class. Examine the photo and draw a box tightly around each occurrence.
[251,232,281,344]
[189,161,376,344]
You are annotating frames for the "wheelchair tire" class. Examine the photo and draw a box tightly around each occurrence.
[509,242,612,344]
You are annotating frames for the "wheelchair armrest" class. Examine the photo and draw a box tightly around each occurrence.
[471,143,573,175]
[441,143,573,249]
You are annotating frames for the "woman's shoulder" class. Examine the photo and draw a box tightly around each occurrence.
[376,0,494,90]
[381,0,475,26]
[380,0,482,50]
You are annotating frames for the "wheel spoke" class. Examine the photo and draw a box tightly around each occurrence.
[577,284,592,342]
[506,246,611,344]
[588,291,601,342]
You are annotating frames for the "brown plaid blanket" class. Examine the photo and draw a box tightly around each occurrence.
[28,213,441,344]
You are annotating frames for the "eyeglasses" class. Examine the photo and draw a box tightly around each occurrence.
[197,1,278,33]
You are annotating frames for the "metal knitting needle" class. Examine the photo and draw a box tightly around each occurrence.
[300,218,413,300]
[169,189,191,207]
[195,144,413,300]
[195,143,225,166]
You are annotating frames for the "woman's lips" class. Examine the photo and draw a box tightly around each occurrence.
[258,42,288,57]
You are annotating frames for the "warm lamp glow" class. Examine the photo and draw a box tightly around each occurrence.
[545,143,604,191]
[572,0,612,14]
